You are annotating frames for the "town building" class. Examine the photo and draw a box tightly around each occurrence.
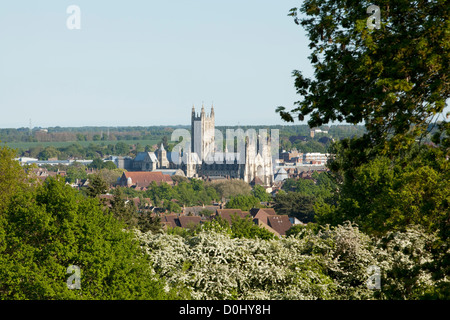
[117,171,173,189]
[120,105,274,186]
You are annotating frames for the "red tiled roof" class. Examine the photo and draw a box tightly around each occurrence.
[161,215,180,228]
[122,171,173,188]
[178,216,202,229]
[216,209,250,224]
[267,215,292,236]
[250,208,277,225]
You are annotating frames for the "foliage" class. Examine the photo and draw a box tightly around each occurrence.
[137,228,337,300]
[316,142,450,238]
[144,179,218,208]
[137,222,448,300]
[252,184,272,202]
[373,225,448,300]
[225,195,261,211]
[3,124,366,160]
[282,172,336,200]
[273,192,316,223]
[229,215,276,240]
[109,187,139,229]
[0,144,27,212]
[209,179,252,199]
[85,173,108,199]
[88,158,117,170]
[285,223,320,237]
[65,163,88,183]
[138,214,162,234]
[278,0,450,151]
[200,215,276,241]
[0,176,180,299]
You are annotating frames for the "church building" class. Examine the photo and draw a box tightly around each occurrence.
[122,105,274,186]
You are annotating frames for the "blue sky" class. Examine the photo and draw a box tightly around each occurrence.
[0,0,313,128]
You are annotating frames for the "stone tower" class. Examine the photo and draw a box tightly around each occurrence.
[157,143,169,169]
[191,104,215,161]
[243,131,273,186]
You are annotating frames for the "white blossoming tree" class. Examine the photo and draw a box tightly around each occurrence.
[136,222,446,300]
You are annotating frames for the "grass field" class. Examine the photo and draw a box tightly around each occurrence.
[3,139,161,151]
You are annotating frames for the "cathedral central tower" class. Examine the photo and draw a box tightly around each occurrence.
[191,104,215,161]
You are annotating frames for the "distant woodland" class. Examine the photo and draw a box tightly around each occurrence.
[0,124,367,159]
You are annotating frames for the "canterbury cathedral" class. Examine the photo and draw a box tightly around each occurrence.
[123,105,274,186]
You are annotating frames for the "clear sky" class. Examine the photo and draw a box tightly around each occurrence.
[0,0,314,128]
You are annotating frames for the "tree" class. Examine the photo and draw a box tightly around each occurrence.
[0,144,26,212]
[273,192,316,223]
[65,163,88,183]
[211,179,252,199]
[0,176,180,299]
[102,161,117,170]
[162,200,181,213]
[230,215,276,240]
[252,184,271,202]
[110,188,138,229]
[115,142,130,155]
[138,213,162,234]
[86,173,108,199]
[225,195,261,211]
[316,144,450,237]
[198,209,214,217]
[277,0,449,151]
[38,146,60,160]
[88,158,103,170]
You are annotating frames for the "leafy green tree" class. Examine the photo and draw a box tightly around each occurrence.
[0,144,26,212]
[316,144,450,237]
[115,142,130,155]
[86,173,109,199]
[102,161,117,170]
[0,176,180,299]
[97,168,123,187]
[198,209,215,217]
[277,0,449,151]
[210,179,252,199]
[137,214,162,234]
[200,215,275,240]
[230,215,276,240]
[76,133,87,141]
[252,184,271,202]
[88,158,117,170]
[285,223,320,238]
[162,200,182,213]
[60,143,86,159]
[65,163,88,183]
[38,146,60,160]
[225,195,261,211]
[110,188,138,229]
[88,158,104,170]
[274,192,316,223]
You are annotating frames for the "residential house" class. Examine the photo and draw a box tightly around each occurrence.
[160,214,203,230]
[118,171,173,189]
[215,209,250,224]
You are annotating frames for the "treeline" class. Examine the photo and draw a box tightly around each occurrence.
[6,124,370,160]
[2,124,366,145]
[119,178,268,214]
[21,141,154,160]
[0,126,184,143]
